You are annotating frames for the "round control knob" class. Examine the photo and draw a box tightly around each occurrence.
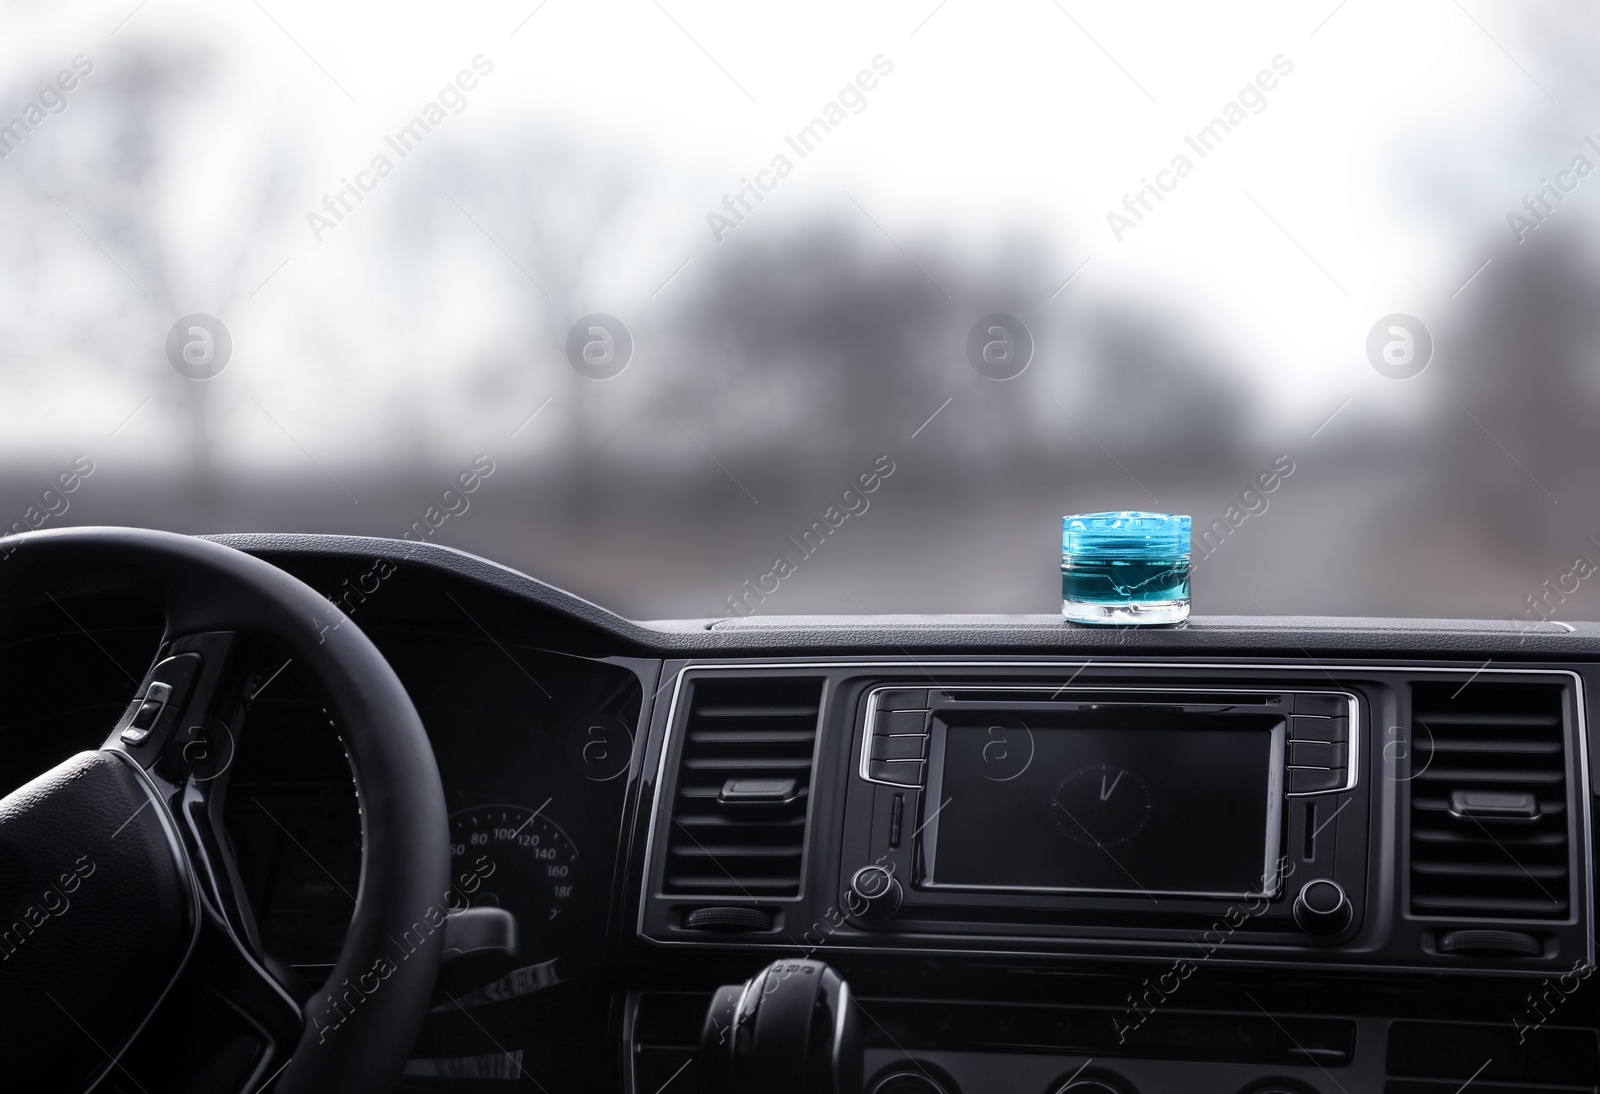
[846,865,903,921]
[1293,879,1352,935]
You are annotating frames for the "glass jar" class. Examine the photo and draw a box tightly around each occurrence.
[1061,511,1191,625]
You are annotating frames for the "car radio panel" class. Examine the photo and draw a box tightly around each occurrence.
[850,685,1365,943]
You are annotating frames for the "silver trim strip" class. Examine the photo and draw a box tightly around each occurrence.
[856,684,1359,797]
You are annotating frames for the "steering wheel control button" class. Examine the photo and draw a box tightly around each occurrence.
[132,689,167,727]
[1293,878,1353,935]
[118,654,204,746]
[846,865,904,920]
[120,681,172,743]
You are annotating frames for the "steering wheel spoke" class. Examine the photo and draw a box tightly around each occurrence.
[110,633,259,943]
[112,900,305,1093]
[87,630,312,1090]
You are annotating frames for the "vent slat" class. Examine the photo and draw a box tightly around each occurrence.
[662,678,822,898]
[670,813,808,828]
[1408,682,1571,923]
[1425,739,1562,755]
[1411,894,1569,915]
[1411,828,1567,847]
[1412,861,1567,879]
[664,877,800,893]
[1414,712,1559,725]
[682,757,815,771]
[1413,768,1563,784]
[693,705,819,718]
[677,786,811,801]
[688,729,817,744]
[1413,798,1565,815]
[669,845,804,858]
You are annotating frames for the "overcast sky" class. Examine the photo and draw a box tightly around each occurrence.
[1,0,1595,468]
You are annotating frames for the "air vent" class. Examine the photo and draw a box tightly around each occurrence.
[662,677,822,897]
[1409,682,1571,920]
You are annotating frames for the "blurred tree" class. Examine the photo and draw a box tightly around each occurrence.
[404,132,636,524]
[675,224,948,451]
[0,45,302,512]
[1072,305,1252,458]
[664,220,1065,471]
[1428,234,1600,556]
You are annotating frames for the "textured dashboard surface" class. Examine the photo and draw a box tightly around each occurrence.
[210,532,1600,656]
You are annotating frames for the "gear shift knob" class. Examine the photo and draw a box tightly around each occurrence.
[698,958,861,1094]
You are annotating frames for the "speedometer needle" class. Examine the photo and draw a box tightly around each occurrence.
[510,796,552,840]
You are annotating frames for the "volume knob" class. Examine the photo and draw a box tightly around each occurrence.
[1293,879,1352,935]
[846,865,903,921]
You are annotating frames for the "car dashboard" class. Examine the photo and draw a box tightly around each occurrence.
[8,531,1598,1094]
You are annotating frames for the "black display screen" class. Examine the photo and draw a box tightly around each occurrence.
[927,711,1283,898]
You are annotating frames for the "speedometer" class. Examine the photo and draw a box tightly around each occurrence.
[449,804,578,927]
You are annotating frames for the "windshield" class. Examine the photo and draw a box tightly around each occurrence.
[4,1,1594,622]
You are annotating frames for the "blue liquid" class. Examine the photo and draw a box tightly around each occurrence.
[1061,557,1189,606]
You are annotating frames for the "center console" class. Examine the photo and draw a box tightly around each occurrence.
[630,658,1598,1093]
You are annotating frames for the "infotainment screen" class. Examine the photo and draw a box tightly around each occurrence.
[926,709,1284,899]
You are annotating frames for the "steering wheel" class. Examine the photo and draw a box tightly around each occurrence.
[0,528,449,1094]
